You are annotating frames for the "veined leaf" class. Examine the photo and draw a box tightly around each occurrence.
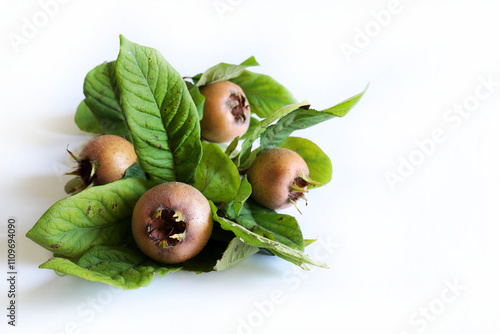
[210,202,327,269]
[116,35,202,185]
[213,238,259,271]
[26,178,154,257]
[196,56,259,87]
[235,200,305,251]
[180,237,258,273]
[40,245,180,289]
[193,142,240,204]
[230,70,297,118]
[260,85,369,150]
[83,61,130,139]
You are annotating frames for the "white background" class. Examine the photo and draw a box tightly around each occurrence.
[1,0,499,333]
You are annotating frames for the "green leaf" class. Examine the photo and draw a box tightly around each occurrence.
[196,56,259,87]
[239,116,260,140]
[232,175,252,217]
[179,236,258,273]
[304,239,316,247]
[260,85,368,149]
[179,239,230,273]
[235,200,305,251]
[217,216,326,270]
[235,100,310,167]
[116,35,202,185]
[238,147,260,170]
[224,136,240,157]
[83,61,130,139]
[280,137,332,188]
[213,237,259,271]
[193,142,241,204]
[230,70,297,118]
[189,84,205,120]
[74,100,101,134]
[123,162,147,180]
[26,178,154,257]
[210,202,326,269]
[319,83,369,117]
[259,109,331,150]
[40,245,180,289]
[191,73,202,86]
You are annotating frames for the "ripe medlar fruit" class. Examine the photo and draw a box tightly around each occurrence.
[65,134,137,194]
[247,148,318,210]
[199,80,251,143]
[131,182,213,264]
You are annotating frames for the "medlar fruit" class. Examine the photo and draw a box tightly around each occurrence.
[199,80,251,143]
[131,182,213,264]
[247,148,318,210]
[65,134,137,194]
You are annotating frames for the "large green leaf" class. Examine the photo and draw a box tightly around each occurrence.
[26,178,154,257]
[230,70,297,118]
[260,85,368,149]
[210,202,326,270]
[40,239,256,287]
[280,137,332,188]
[196,56,259,87]
[193,142,240,204]
[40,246,180,289]
[83,61,130,139]
[74,100,101,134]
[116,35,202,185]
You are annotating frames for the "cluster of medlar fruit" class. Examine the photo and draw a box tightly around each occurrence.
[65,81,318,265]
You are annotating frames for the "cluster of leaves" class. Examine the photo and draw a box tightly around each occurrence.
[26,35,367,289]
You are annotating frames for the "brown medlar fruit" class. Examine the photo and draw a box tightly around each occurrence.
[65,134,137,194]
[131,182,213,264]
[199,81,251,143]
[247,148,318,210]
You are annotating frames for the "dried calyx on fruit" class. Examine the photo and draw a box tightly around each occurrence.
[199,80,251,143]
[132,182,213,264]
[147,207,187,248]
[65,135,137,194]
[247,148,319,211]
